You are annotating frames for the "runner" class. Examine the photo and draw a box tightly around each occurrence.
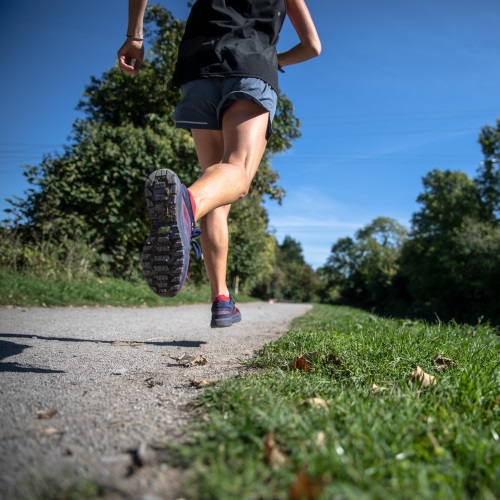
[118,0,321,327]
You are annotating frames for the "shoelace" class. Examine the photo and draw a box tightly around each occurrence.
[190,227,202,259]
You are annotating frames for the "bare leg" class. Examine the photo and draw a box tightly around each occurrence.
[191,129,231,300]
[191,100,269,299]
[190,100,269,220]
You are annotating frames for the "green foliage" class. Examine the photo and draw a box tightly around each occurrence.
[173,305,500,498]
[8,119,198,277]
[0,225,101,281]
[320,217,408,309]
[252,235,320,302]
[411,169,483,238]
[3,4,302,290]
[477,119,500,222]
[398,160,500,323]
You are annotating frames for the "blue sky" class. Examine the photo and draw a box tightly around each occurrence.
[1,1,500,268]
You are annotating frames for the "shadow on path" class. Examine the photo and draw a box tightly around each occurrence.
[0,333,206,348]
[0,339,65,374]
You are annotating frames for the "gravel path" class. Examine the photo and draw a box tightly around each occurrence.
[0,302,311,499]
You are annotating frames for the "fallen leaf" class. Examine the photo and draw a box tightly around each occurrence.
[264,431,288,469]
[145,377,164,388]
[289,469,325,500]
[36,409,58,420]
[190,379,215,389]
[170,353,207,366]
[409,366,437,388]
[326,353,343,366]
[112,341,143,347]
[303,352,320,362]
[371,384,391,395]
[170,353,187,361]
[303,398,329,410]
[289,356,311,372]
[433,354,455,372]
[185,356,207,367]
[315,431,327,446]
[40,427,61,436]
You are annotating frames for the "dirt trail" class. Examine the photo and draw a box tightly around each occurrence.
[0,302,311,499]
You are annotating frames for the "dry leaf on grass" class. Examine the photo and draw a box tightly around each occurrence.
[315,431,327,446]
[326,353,343,366]
[433,354,456,372]
[409,366,437,388]
[371,384,391,395]
[302,398,329,410]
[264,431,288,469]
[288,356,311,372]
[36,409,58,420]
[112,341,143,347]
[289,469,326,500]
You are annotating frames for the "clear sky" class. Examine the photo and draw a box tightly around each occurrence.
[1,1,500,268]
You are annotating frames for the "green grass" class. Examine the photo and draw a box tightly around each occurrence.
[174,305,500,499]
[0,268,254,307]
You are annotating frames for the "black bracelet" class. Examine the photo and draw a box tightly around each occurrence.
[126,35,144,41]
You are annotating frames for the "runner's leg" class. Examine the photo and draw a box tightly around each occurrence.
[191,100,269,299]
[190,129,231,300]
[189,100,269,220]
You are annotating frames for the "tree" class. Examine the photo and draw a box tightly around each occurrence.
[398,159,500,323]
[476,119,500,222]
[411,169,483,238]
[320,217,408,308]
[252,235,319,302]
[5,4,301,283]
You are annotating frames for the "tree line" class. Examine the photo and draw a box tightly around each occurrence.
[319,120,500,325]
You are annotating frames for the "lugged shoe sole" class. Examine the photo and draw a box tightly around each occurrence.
[210,316,242,328]
[141,169,190,297]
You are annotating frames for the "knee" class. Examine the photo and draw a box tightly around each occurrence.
[232,164,252,199]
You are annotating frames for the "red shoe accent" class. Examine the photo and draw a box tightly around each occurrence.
[215,295,231,302]
[188,189,197,220]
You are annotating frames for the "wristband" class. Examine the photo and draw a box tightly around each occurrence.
[126,35,144,41]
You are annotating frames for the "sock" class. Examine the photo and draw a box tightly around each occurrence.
[216,294,231,302]
[187,189,197,220]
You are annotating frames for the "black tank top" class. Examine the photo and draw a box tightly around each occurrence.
[172,0,286,92]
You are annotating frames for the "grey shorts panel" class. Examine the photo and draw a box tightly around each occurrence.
[174,77,278,139]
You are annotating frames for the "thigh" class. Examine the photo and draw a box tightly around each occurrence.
[221,100,269,183]
[192,129,224,171]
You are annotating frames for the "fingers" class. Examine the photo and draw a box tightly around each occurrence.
[117,40,144,75]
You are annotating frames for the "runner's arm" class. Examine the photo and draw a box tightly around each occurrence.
[117,0,149,75]
[278,0,321,68]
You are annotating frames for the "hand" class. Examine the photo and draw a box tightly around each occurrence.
[117,38,145,75]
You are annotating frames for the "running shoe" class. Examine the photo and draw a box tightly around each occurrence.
[210,295,242,328]
[141,169,202,297]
